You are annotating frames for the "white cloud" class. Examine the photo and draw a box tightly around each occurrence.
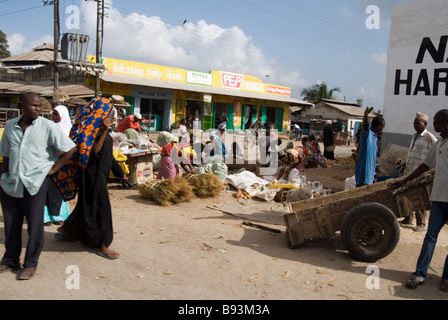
[358,84,378,101]
[371,52,387,66]
[77,1,307,90]
[7,33,53,56]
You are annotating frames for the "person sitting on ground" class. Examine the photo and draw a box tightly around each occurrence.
[115,114,143,133]
[157,136,181,179]
[276,142,306,180]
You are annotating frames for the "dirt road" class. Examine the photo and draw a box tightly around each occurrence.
[1,144,447,301]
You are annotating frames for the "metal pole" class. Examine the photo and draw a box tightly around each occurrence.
[95,0,102,97]
[54,0,59,91]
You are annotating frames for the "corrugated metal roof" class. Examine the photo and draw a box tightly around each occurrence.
[1,51,61,63]
[0,81,94,98]
[324,102,367,117]
[1,43,61,63]
[99,73,313,106]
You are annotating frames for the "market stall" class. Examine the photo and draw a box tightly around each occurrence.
[125,147,160,184]
[110,132,161,185]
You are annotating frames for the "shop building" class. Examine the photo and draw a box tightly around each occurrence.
[89,56,312,132]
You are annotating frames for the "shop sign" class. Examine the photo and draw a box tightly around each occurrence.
[220,72,244,89]
[212,71,291,97]
[186,70,213,86]
[132,85,173,99]
[266,85,291,96]
[383,0,448,137]
[203,93,212,103]
[91,56,186,83]
[85,76,132,96]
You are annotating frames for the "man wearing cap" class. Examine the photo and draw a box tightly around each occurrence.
[115,113,143,133]
[400,112,437,231]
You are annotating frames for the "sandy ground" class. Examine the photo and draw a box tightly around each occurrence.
[1,142,448,302]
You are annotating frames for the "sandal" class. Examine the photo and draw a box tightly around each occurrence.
[96,251,119,260]
[405,278,424,289]
[54,233,76,242]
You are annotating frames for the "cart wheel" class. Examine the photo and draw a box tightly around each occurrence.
[340,202,400,262]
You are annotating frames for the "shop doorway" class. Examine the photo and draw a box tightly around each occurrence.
[186,100,203,129]
[214,102,228,129]
[140,98,165,131]
[242,104,257,130]
[263,106,284,131]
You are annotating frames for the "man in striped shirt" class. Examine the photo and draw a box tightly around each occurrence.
[401,112,437,231]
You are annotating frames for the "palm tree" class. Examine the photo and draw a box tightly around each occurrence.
[301,82,341,103]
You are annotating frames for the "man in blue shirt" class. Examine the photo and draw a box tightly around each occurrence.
[0,92,76,280]
[355,107,386,187]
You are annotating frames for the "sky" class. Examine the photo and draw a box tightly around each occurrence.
[0,0,415,109]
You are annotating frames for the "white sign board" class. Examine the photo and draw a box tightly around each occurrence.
[382,0,448,146]
[186,70,213,86]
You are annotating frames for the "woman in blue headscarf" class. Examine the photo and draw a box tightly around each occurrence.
[55,97,119,260]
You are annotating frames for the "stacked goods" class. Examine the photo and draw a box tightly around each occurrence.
[185,173,223,198]
[233,189,252,199]
[139,176,195,206]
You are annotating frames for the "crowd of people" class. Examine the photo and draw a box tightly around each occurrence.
[0,91,447,294]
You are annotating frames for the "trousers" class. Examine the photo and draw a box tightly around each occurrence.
[0,177,49,268]
[413,201,448,280]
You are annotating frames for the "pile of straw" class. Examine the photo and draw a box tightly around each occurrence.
[139,173,223,206]
[185,173,223,198]
[139,176,195,206]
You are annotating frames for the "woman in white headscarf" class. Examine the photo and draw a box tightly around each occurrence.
[44,105,73,226]
[53,105,73,136]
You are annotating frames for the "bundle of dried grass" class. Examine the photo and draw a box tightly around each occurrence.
[185,173,223,198]
[139,176,195,206]
[52,89,70,103]
[40,97,52,112]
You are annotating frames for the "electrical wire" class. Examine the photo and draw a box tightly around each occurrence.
[0,5,43,17]
[105,3,373,86]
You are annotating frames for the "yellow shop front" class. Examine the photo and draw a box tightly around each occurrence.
[89,56,311,132]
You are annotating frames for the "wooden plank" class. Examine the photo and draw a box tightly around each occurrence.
[315,206,335,238]
[283,214,305,247]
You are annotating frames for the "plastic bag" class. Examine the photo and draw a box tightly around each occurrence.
[253,188,277,201]
[344,175,356,191]
[285,187,313,203]
[212,162,228,181]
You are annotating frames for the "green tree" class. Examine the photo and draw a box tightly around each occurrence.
[301,82,341,103]
[356,99,363,107]
[0,30,11,58]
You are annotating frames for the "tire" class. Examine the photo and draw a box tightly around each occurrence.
[340,202,400,262]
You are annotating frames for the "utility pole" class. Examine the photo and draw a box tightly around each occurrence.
[53,0,59,91]
[95,0,104,97]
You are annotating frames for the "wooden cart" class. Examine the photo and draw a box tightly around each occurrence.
[284,171,434,262]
